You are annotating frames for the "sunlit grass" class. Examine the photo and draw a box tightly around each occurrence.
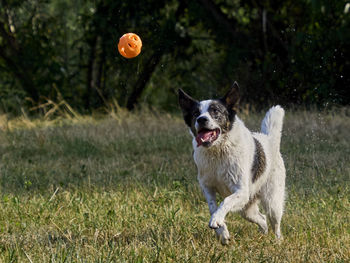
[0,108,349,262]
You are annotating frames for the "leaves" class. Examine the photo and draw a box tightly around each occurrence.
[0,0,349,113]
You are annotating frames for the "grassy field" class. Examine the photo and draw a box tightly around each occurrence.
[0,108,349,262]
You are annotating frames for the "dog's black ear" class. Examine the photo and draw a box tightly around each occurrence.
[221,81,240,110]
[178,89,198,114]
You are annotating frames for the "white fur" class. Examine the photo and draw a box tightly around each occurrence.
[195,100,217,131]
[199,100,212,113]
[191,104,286,244]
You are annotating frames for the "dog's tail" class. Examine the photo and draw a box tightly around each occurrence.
[261,105,285,153]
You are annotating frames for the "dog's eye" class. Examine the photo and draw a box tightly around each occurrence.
[193,110,200,117]
[212,108,219,114]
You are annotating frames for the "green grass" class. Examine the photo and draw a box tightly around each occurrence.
[0,109,349,262]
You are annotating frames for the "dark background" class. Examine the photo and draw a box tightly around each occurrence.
[0,0,349,115]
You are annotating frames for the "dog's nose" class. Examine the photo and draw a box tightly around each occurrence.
[197,116,209,125]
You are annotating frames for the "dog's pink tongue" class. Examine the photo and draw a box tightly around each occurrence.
[196,130,214,147]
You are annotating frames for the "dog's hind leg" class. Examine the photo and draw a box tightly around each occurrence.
[241,198,268,234]
[261,160,285,239]
[262,198,283,239]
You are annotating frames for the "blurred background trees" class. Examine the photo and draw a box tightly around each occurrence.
[0,0,349,115]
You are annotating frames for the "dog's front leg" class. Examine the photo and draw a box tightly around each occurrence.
[209,188,249,229]
[201,184,230,245]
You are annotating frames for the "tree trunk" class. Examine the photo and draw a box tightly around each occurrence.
[126,52,163,110]
[85,36,97,109]
[125,0,188,110]
[0,20,39,101]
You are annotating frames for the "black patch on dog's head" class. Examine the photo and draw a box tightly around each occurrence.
[178,82,240,136]
[206,100,233,134]
[220,81,239,129]
[217,82,240,133]
[178,89,200,135]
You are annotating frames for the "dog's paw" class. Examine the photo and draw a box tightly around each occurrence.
[209,213,225,229]
[259,216,268,234]
[260,225,268,235]
[215,224,230,245]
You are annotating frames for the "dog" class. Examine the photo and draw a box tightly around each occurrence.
[178,82,286,245]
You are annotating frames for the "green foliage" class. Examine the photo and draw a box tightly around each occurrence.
[0,0,349,114]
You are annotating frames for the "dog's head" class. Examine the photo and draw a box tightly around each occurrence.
[178,82,240,147]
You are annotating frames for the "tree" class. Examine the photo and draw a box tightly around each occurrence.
[0,0,348,114]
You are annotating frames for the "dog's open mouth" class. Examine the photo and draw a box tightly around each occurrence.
[196,128,220,147]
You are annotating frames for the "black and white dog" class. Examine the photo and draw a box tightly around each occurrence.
[178,82,286,244]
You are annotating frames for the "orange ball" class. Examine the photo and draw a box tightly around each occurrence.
[118,33,142,58]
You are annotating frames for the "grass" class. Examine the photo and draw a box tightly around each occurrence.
[0,108,349,262]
